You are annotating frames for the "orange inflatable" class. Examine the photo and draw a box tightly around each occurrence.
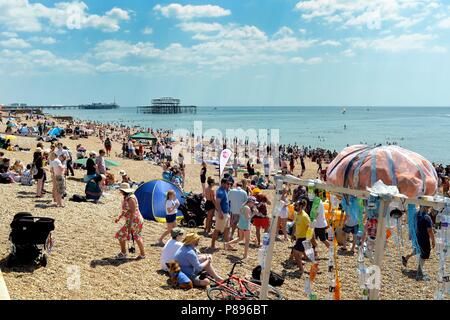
[326,145,438,198]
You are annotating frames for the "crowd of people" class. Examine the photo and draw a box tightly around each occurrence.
[0,111,445,293]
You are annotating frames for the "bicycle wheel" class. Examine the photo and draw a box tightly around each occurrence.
[243,280,284,300]
[207,287,237,300]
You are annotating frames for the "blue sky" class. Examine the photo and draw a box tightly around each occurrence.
[0,0,450,106]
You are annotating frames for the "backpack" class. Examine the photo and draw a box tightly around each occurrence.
[70,194,87,202]
[252,265,285,287]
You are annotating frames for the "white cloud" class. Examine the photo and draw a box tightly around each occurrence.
[178,22,223,33]
[142,27,154,35]
[437,17,450,29]
[96,62,144,73]
[274,26,294,38]
[320,40,341,46]
[154,3,231,20]
[0,37,31,48]
[0,0,130,33]
[341,48,355,57]
[299,28,307,34]
[1,31,18,38]
[294,0,441,30]
[430,45,448,53]
[0,48,93,75]
[30,36,57,45]
[93,40,161,60]
[349,33,436,52]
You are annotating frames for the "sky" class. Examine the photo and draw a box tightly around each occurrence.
[0,0,450,106]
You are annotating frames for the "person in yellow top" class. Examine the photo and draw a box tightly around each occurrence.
[290,199,311,275]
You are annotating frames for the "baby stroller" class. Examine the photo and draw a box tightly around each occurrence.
[6,213,55,268]
[179,193,207,228]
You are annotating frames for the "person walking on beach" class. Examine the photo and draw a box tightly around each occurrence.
[210,178,231,250]
[252,188,271,247]
[50,153,66,207]
[228,182,248,239]
[277,188,290,241]
[96,149,106,175]
[225,196,258,259]
[291,200,310,276]
[157,190,180,246]
[104,137,112,157]
[64,146,74,177]
[200,161,207,195]
[115,183,145,260]
[32,147,45,198]
[402,206,435,281]
[203,177,216,235]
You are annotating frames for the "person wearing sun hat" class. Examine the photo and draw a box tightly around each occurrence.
[115,183,145,260]
[174,233,223,287]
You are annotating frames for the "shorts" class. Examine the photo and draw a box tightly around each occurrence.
[191,274,206,287]
[252,217,270,229]
[230,213,240,226]
[200,175,206,184]
[418,241,431,259]
[294,238,306,252]
[214,212,230,233]
[55,175,66,195]
[315,227,327,241]
[205,200,215,211]
[166,214,176,223]
[343,224,358,235]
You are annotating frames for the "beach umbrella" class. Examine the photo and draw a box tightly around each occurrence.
[74,158,120,167]
[326,145,438,198]
[135,179,185,222]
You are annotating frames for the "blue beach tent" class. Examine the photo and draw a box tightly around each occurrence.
[135,179,185,222]
[48,127,62,137]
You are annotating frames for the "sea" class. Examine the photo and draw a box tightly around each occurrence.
[44,106,450,164]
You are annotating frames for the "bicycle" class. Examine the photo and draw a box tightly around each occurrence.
[206,261,283,300]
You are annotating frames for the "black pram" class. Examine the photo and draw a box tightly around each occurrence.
[179,193,207,228]
[6,213,55,267]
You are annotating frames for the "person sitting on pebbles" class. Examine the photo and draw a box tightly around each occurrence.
[173,233,223,287]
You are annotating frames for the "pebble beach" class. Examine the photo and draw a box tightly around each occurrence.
[0,112,443,300]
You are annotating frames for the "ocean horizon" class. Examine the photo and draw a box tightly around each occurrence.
[44,106,450,164]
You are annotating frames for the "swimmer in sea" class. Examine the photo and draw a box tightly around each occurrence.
[344,124,347,130]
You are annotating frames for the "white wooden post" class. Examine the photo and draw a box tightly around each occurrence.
[369,197,389,300]
[259,178,284,300]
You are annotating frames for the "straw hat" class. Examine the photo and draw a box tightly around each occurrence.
[183,233,200,246]
[119,183,134,194]
[119,170,127,176]
[89,151,97,156]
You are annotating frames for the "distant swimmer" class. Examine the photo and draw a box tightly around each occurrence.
[344,124,347,130]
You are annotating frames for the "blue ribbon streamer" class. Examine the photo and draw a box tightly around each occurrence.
[407,203,420,255]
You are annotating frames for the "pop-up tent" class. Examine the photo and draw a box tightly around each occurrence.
[129,132,157,144]
[48,127,62,137]
[135,179,185,222]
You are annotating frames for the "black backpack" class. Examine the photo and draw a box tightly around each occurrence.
[252,265,284,287]
[70,194,87,202]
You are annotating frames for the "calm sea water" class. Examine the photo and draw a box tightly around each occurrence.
[44,106,450,164]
